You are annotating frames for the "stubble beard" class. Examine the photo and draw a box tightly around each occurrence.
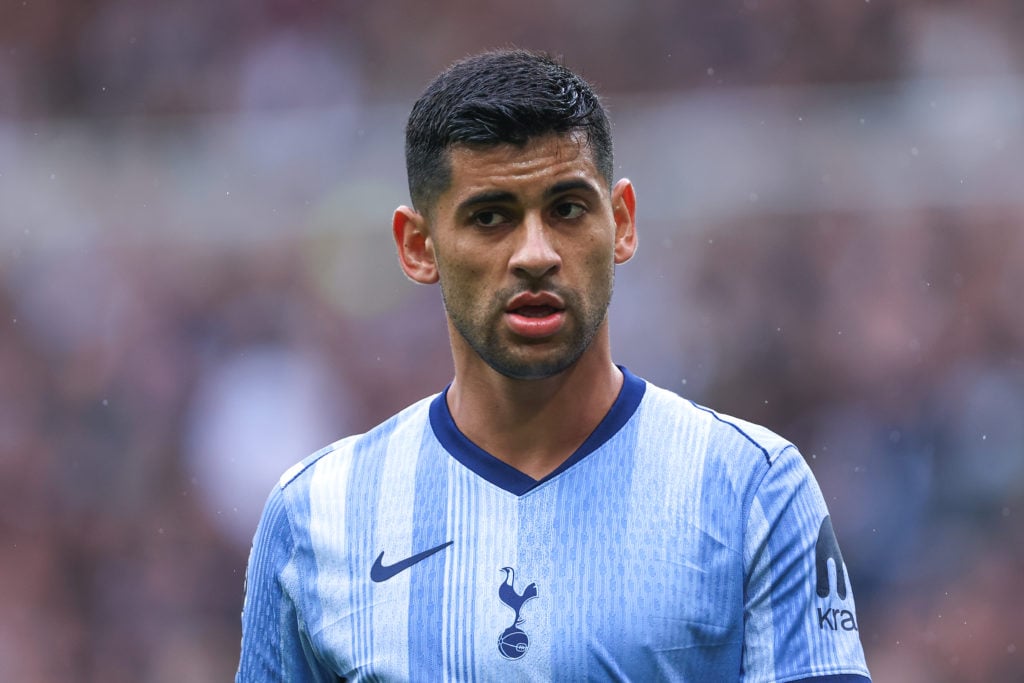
[440,272,614,381]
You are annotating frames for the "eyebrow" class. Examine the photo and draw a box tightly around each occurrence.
[456,190,517,214]
[455,179,601,215]
[546,178,601,198]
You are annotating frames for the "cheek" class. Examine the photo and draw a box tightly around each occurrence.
[439,258,487,295]
[581,239,616,279]
[435,237,497,279]
[437,257,493,315]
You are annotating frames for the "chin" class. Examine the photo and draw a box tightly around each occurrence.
[486,350,583,381]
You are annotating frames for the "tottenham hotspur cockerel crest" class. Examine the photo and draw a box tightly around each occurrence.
[497,567,538,660]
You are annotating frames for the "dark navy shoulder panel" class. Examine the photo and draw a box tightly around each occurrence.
[429,366,647,496]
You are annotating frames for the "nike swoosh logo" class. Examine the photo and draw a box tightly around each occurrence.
[370,541,454,583]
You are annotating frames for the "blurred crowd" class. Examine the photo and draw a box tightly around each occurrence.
[2,1,1023,681]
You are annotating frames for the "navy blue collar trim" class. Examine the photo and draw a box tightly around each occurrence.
[429,367,647,496]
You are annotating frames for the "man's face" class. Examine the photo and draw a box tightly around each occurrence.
[421,133,636,380]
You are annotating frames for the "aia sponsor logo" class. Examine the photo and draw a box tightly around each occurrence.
[814,515,858,632]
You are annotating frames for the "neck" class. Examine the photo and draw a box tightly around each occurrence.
[446,333,623,480]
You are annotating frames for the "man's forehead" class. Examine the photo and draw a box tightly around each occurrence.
[444,133,601,192]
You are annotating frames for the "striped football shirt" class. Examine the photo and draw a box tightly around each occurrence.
[237,367,870,682]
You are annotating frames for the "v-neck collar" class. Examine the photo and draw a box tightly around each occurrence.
[428,366,646,496]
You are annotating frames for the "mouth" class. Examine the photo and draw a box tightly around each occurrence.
[510,304,561,318]
[506,290,565,312]
[505,292,566,339]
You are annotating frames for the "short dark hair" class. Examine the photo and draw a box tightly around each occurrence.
[404,49,614,212]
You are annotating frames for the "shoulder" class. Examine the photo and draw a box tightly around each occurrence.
[274,393,438,496]
[629,378,813,530]
[637,380,796,470]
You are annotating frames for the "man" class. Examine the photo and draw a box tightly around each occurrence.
[237,49,871,682]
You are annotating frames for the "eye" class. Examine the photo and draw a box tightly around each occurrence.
[472,210,510,228]
[553,202,586,220]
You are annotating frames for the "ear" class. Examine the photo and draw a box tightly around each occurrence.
[611,179,638,264]
[393,206,439,284]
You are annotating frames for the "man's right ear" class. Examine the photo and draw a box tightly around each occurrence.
[393,206,439,284]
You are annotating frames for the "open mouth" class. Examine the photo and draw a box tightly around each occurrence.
[512,305,561,318]
[504,291,566,338]
[505,301,566,339]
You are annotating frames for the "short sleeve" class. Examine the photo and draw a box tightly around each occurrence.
[236,486,334,683]
[741,446,871,683]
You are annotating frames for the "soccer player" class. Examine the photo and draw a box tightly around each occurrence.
[237,49,871,682]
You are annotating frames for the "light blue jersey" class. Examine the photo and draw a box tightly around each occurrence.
[237,368,870,682]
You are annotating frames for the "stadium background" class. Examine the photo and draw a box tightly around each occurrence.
[1,1,1022,680]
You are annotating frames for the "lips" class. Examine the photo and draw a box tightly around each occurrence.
[505,292,566,339]
[513,304,559,317]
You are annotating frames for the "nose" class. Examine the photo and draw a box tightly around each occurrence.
[509,213,561,280]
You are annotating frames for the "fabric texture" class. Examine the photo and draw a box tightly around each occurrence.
[237,368,871,682]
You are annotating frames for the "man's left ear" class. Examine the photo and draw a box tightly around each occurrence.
[611,179,638,264]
